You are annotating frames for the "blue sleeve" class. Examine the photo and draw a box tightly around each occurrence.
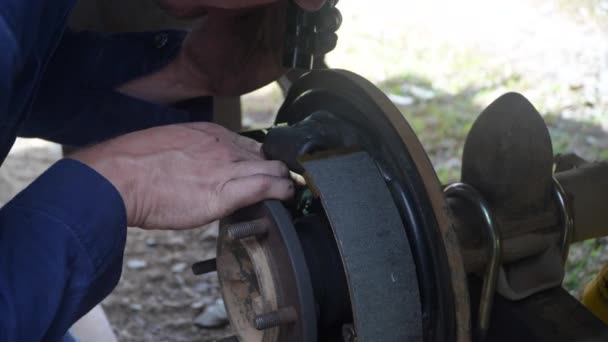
[0,159,127,341]
[19,29,213,147]
[0,12,18,131]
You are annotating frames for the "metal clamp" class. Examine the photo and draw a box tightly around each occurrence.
[445,183,502,341]
[553,177,574,263]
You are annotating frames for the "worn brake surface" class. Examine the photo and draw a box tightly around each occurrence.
[201,69,608,342]
[213,69,470,342]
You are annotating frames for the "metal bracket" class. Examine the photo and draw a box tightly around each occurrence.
[553,177,574,263]
[445,183,502,341]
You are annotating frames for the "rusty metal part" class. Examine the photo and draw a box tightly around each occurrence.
[451,178,575,277]
[455,233,561,274]
[302,150,423,341]
[217,69,608,342]
[451,94,605,298]
[218,193,351,340]
[460,92,564,300]
[555,161,608,243]
[226,218,270,241]
[444,183,502,342]
[254,307,298,330]
[448,188,553,276]
[462,93,556,238]
[216,201,317,342]
[276,69,471,342]
[473,281,608,341]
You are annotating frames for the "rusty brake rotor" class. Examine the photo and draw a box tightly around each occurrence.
[215,69,470,342]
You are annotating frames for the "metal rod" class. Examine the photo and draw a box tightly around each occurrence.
[191,259,217,276]
[254,307,297,330]
[555,161,608,243]
[445,183,502,342]
[457,232,558,274]
[226,218,269,241]
[553,177,574,262]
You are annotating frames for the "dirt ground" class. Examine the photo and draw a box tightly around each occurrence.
[1,1,608,341]
[101,227,231,341]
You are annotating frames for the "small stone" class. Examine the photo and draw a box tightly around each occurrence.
[191,300,206,310]
[127,259,147,270]
[193,296,216,309]
[148,269,164,281]
[145,238,158,247]
[193,299,228,329]
[129,303,143,311]
[407,85,435,100]
[168,235,186,246]
[171,262,188,273]
[387,93,414,106]
[162,299,184,308]
[194,281,212,293]
[200,222,220,241]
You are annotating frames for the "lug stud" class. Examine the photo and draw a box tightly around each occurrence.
[191,258,217,275]
[226,218,269,241]
[254,307,297,330]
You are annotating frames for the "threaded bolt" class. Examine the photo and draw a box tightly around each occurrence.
[254,307,297,330]
[191,258,217,276]
[226,219,269,241]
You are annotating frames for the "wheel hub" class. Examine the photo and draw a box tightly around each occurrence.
[216,69,470,342]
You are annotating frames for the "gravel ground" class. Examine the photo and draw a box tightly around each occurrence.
[101,226,231,341]
[1,1,608,341]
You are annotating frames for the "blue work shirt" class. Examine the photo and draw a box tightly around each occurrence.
[0,1,212,340]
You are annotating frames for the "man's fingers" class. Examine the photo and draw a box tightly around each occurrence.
[220,175,295,213]
[228,160,290,180]
[295,0,327,11]
[232,134,264,158]
[181,122,264,159]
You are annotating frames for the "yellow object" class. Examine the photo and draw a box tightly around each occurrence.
[582,263,608,324]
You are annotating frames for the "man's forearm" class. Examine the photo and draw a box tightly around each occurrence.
[0,159,127,340]
[22,29,213,147]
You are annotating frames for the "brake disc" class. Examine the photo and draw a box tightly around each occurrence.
[215,69,470,342]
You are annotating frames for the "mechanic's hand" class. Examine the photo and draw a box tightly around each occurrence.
[71,123,294,230]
